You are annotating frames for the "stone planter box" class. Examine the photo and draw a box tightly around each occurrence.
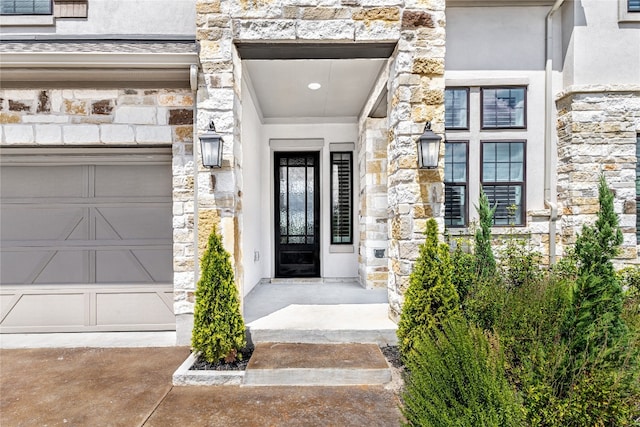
[172,352,245,386]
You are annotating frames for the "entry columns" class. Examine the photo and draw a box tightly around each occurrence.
[387,7,447,320]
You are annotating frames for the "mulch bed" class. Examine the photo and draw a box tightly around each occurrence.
[380,345,402,368]
[189,345,403,371]
[189,347,254,371]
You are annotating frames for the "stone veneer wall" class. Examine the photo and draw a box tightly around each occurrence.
[358,118,389,289]
[0,88,197,335]
[194,0,446,333]
[556,86,640,265]
[386,3,446,320]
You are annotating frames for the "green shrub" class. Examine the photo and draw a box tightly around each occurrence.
[475,188,497,279]
[563,176,626,381]
[402,317,522,427]
[620,266,640,332]
[397,218,459,357]
[191,227,246,363]
[450,237,476,301]
[498,234,543,289]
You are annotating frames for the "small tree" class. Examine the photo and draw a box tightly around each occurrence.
[474,188,496,279]
[192,227,246,363]
[568,176,626,361]
[397,218,459,357]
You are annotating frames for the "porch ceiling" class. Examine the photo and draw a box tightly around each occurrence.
[244,58,387,124]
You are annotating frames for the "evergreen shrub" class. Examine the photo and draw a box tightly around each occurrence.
[402,317,522,427]
[191,227,246,363]
[397,218,459,357]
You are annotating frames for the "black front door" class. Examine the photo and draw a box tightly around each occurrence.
[274,152,320,277]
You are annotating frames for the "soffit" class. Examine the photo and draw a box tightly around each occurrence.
[244,58,387,123]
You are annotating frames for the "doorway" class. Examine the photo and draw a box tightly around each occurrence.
[274,151,320,277]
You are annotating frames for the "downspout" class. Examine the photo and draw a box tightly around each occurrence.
[545,0,565,265]
[190,64,199,282]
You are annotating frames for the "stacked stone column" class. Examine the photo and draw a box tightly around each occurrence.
[386,4,446,320]
[556,86,640,265]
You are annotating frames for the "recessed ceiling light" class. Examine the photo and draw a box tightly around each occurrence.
[307,82,322,91]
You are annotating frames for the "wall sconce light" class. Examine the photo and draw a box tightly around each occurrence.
[199,121,223,168]
[417,121,442,169]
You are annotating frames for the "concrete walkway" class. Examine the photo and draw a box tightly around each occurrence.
[0,347,403,426]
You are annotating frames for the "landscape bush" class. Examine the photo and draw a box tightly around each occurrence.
[191,227,246,363]
[401,317,522,427]
[397,218,459,357]
[399,175,640,426]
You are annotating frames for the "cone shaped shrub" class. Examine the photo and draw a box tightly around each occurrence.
[474,188,496,279]
[566,176,626,370]
[397,218,459,357]
[192,227,246,363]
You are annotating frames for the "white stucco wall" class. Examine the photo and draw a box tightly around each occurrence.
[240,78,361,287]
[241,77,266,297]
[1,0,195,36]
[260,123,360,280]
[445,6,547,72]
[445,6,550,222]
[564,0,640,87]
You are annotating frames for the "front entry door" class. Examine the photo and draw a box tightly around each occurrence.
[274,152,320,277]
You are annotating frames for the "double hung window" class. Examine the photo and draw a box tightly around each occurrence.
[481,142,525,225]
[444,86,528,227]
[444,142,468,227]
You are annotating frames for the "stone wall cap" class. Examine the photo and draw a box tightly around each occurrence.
[556,84,640,101]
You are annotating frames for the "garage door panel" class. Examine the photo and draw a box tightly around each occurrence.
[34,251,88,284]
[96,250,154,283]
[95,207,171,240]
[1,251,86,285]
[0,147,174,333]
[1,166,85,198]
[94,249,171,284]
[96,292,174,326]
[94,165,171,197]
[1,208,87,241]
[1,293,86,327]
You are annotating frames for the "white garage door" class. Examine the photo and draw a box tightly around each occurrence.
[0,147,174,333]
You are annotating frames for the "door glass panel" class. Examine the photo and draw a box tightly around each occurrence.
[288,166,306,236]
[307,166,314,236]
[279,166,287,236]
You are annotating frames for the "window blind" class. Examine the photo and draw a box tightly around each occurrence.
[330,152,352,244]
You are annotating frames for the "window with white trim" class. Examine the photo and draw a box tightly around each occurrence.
[481,87,526,129]
[482,141,525,225]
[330,152,353,244]
[445,88,469,130]
[444,85,529,229]
[444,141,468,227]
[0,0,51,14]
[630,0,640,12]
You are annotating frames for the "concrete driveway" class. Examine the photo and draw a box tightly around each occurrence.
[0,347,402,426]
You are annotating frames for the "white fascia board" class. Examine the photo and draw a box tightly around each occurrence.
[0,51,199,69]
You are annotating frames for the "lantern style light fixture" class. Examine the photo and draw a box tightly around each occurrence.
[417,121,442,169]
[199,121,223,168]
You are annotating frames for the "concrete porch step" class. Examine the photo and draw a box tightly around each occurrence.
[243,342,391,386]
[246,304,398,346]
